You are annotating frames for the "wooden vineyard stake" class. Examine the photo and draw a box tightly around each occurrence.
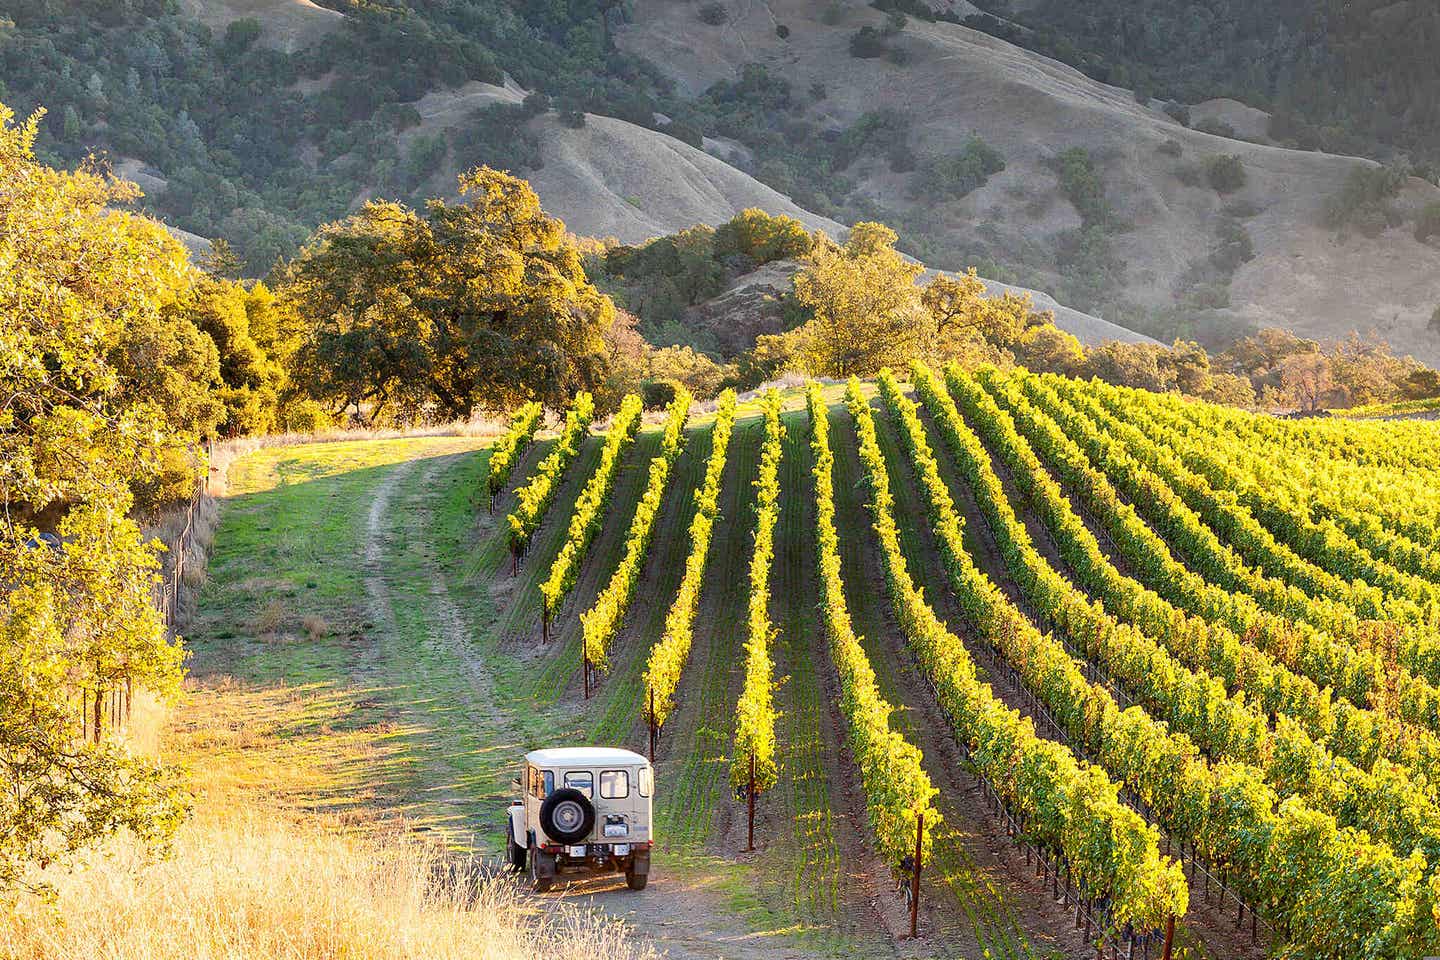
[1160,915,1175,960]
[746,752,756,852]
[909,811,924,939]
[541,605,549,643]
[582,654,591,700]
[647,687,657,762]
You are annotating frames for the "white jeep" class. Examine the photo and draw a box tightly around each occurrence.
[506,747,654,892]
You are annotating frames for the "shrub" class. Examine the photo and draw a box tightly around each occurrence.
[698,3,728,25]
[1417,203,1440,242]
[1175,163,1203,188]
[1211,219,1255,273]
[277,397,333,434]
[885,43,913,66]
[1163,101,1191,126]
[913,134,1006,199]
[810,81,828,101]
[521,91,550,117]
[776,23,790,38]
[1194,117,1237,139]
[713,208,813,263]
[640,378,679,410]
[888,141,918,173]
[1054,146,1113,228]
[221,18,262,57]
[1157,138,1182,158]
[849,26,887,58]
[1325,163,1407,231]
[559,109,586,128]
[660,120,703,148]
[1206,154,1247,193]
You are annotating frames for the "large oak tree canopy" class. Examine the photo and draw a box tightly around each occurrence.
[281,167,618,422]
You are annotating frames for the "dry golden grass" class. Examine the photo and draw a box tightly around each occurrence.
[254,599,286,641]
[302,614,330,642]
[0,805,655,960]
[1,679,655,960]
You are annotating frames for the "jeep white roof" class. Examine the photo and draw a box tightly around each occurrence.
[525,747,649,768]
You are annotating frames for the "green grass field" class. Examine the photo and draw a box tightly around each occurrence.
[181,373,1440,960]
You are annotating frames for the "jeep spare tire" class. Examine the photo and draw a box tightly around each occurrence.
[539,788,594,844]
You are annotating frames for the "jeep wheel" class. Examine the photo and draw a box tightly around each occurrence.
[538,787,595,844]
[505,820,526,871]
[528,845,555,893]
[625,867,648,890]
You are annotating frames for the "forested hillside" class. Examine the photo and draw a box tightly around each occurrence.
[8,0,1440,361]
[967,0,1440,160]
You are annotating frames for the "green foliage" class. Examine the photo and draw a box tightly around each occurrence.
[1415,203,1440,243]
[810,382,938,867]
[849,26,887,59]
[1204,155,1246,193]
[731,390,784,793]
[1,102,191,896]
[1055,226,1126,310]
[912,135,1006,200]
[643,390,737,722]
[1052,147,1113,228]
[792,223,927,377]
[540,394,644,616]
[932,366,1440,956]
[507,392,596,556]
[877,368,1188,932]
[640,378,679,410]
[698,3,729,26]
[582,388,692,671]
[485,401,544,501]
[598,210,813,355]
[598,225,725,339]
[712,208,813,264]
[1325,163,1408,233]
[280,168,618,423]
[0,1,669,272]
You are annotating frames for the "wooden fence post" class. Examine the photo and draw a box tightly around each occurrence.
[648,687,657,762]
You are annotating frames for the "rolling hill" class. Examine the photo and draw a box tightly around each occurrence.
[612,0,1440,363]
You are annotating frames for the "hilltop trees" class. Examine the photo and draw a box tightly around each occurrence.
[1,103,191,896]
[792,222,927,376]
[279,167,618,422]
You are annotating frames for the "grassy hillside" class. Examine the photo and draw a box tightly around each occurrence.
[49,368,1437,958]
[615,0,1440,362]
[14,0,1440,361]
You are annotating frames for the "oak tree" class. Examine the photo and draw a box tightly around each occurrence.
[280,167,618,423]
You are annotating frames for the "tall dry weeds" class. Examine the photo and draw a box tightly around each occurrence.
[1,805,656,960]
